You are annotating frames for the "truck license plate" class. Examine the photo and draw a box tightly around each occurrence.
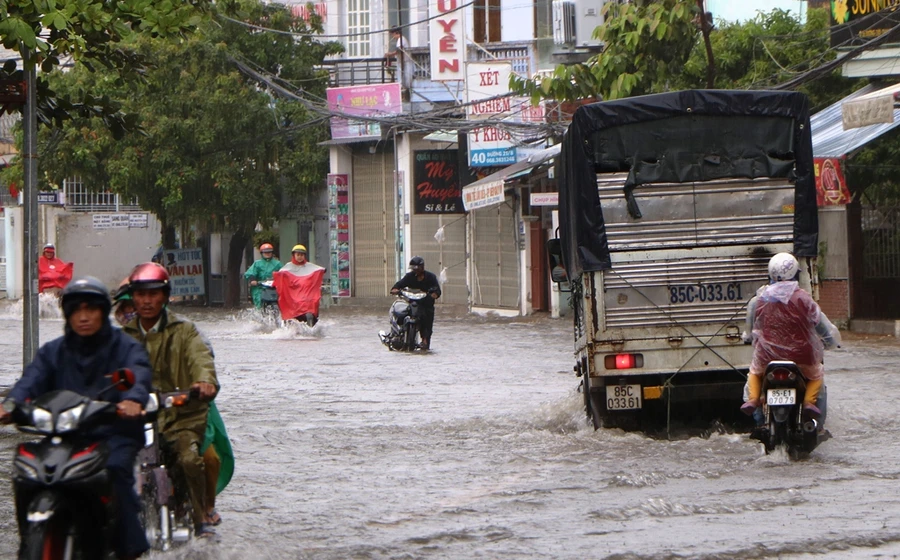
[767,388,796,405]
[606,384,642,410]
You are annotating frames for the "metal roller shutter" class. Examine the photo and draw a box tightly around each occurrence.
[410,214,467,305]
[352,152,397,297]
[471,199,518,308]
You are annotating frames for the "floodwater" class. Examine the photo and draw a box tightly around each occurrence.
[0,300,899,559]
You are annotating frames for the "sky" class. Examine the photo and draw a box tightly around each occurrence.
[705,0,807,24]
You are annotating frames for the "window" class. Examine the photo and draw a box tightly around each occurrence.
[347,0,371,57]
[473,0,501,43]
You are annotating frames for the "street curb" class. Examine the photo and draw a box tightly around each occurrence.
[850,319,900,338]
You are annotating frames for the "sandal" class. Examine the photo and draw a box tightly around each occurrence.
[207,509,222,526]
[196,523,217,538]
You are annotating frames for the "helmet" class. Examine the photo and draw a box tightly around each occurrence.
[43,243,55,253]
[128,262,171,293]
[112,277,131,302]
[409,256,424,267]
[260,243,274,253]
[291,244,307,254]
[61,276,111,319]
[768,253,800,283]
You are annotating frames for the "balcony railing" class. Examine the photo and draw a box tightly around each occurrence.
[322,41,536,88]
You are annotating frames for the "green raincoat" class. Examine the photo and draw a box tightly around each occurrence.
[244,257,283,308]
[201,401,234,494]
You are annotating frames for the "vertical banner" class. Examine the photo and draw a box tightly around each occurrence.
[327,174,351,296]
[814,157,852,206]
[466,62,516,166]
[413,150,465,214]
[164,248,206,297]
[429,0,465,82]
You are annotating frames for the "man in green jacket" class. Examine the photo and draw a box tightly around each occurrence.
[244,242,282,308]
[123,262,220,536]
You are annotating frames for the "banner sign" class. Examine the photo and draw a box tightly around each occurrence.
[413,150,464,214]
[462,180,505,211]
[467,62,516,166]
[429,0,465,81]
[830,1,900,47]
[530,192,558,206]
[37,192,59,204]
[326,84,402,140]
[814,157,853,206]
[92,213,150,229]
[163,248,206,297]
[327,174,351,296]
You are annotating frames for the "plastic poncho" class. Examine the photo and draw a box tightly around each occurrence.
[201,401,234,494]
[273,262,324,320]
[38,255,74,293]
[244,258,283,308]
[749,281,840,378]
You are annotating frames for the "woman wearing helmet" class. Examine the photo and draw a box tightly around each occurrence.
[742,253,841,419]
[2,276,153,558]
[272,244,326,326]
[244,243,283,308]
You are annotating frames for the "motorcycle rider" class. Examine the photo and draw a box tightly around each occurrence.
[391,256,441,350]
[273,244,326,325]
[244,242,283,308]
[38,242,74,296]
[121,263,220,536]
[741,253,841,418]
[1,276,153,560]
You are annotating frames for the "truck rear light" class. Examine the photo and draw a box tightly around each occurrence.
[604,353,644,369]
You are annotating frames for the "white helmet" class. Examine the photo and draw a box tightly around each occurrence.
[768,252,799,283]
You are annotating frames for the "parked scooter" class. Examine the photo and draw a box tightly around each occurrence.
[137,388,199,551]
[755,360,827,457]
[379,289,428,351]
[5,370,135,559]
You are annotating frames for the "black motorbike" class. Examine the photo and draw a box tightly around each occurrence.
[137,389,198,551]
[6,370,134,560]
[757,360,827,457]
[379,289,428,351]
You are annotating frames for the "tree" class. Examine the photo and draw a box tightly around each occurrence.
[510,0,700,103]
[30,0,342,306]
[0,0,228,127]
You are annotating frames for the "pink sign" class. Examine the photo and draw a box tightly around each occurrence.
[327,84,403,139]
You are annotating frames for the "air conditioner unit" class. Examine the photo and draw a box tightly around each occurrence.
[552,0,576,45]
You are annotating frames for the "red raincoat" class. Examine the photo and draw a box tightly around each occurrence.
[272,268,325,320]
[38,256,74,293]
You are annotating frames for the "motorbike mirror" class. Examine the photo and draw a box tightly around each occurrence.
[107,368,136,391]
[546,238,568,283]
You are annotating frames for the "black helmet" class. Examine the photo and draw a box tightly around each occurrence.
[409,256,424,267]
[61,276,112,319]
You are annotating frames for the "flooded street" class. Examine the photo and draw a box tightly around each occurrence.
[1,302,899,559]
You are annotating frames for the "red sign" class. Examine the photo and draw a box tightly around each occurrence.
[814,157,852,206]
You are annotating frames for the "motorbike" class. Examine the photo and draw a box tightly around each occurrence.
[6,370,134,560]
[756,360,827,457]
[379,289,429,351]
[259,281,281,321]
[136,389,199,551]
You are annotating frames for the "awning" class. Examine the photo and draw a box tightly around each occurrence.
[462,144,560,211]
[812,84,900,158]
[842,82,900,129]
[423,130,458,143]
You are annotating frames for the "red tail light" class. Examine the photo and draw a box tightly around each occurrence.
[604,354,644,370]
[72,442,99,461]
[17,445,35,459]
[771,368,792,381]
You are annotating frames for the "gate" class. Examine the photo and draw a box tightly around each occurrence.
[858,205,900,318]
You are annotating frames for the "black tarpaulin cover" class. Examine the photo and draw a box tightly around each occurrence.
[557,89,818,277]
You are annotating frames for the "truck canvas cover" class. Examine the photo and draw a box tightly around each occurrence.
[557,90,818,277]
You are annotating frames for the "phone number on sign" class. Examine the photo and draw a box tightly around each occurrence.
[668,283,744,304]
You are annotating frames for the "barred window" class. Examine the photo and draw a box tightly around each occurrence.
[347,0,370,57]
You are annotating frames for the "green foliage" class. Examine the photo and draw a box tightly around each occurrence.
[511,0,700,102]
[18,0,343,242]
[845,127,900,206]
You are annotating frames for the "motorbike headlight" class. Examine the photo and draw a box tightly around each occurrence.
[31,408,53,433]
[55,404,85,433]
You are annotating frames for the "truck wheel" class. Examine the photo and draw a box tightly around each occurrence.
[582,375,603,430]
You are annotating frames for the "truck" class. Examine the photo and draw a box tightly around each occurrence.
[552,90,819,430]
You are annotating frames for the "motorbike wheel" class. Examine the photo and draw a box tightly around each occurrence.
[404,323,418,351]
[140,479,164,551]
[22,519,72,560]
[766,417,787,454]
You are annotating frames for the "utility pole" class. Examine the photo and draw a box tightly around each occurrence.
[22,47,39,363]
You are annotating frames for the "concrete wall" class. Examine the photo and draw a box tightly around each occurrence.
[56,212,162,289]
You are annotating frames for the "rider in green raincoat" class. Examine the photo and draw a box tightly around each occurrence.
[244,243,283,308]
